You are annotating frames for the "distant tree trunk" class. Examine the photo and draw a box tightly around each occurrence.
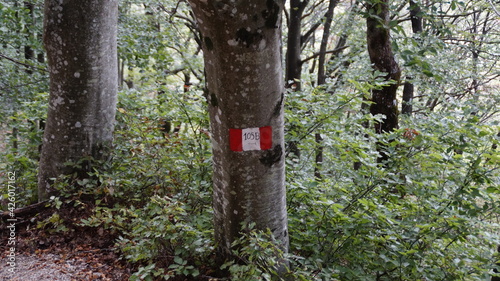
[38,0,119,201]
[315,0,339,179]
[402,81,413,114]
[23,1,45,155]
[325,0,361,93]
[187,0,288,266]
[183,72,191,92]
[286,0,308,90]
[493,245,500,281]
[470,10,490,100]
[317,0,338,86]
[314,133,323,179]
[22,1,45,65]
[285,0,309,159]
[409,0,423,33]
[366,0,401,161]
[23,1,35,74]
[402,0,423,115]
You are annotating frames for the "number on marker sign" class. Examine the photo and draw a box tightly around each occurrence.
[229,126,272,151]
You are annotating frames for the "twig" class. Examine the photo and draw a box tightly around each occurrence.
[0,53,48,73]
[301,46,349,64]
[1,200,50,221]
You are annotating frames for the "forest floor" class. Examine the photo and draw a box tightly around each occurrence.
[0,202,132,281]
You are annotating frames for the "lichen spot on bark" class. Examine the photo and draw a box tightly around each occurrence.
[258,39,266,50]
[53,96,65,106]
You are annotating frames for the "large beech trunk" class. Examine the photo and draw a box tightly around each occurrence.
[187,0,288,262]
[38,0,118,201]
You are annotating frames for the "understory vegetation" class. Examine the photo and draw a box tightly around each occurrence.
[3,86,500,280]
[1,0,499,280]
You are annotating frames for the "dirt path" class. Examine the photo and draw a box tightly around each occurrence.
[0,248,130,281]
[1,216,131,280]
[0,253,85,281]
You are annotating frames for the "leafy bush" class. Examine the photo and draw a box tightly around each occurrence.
[0,92,47,206]
[76,87,214,280]
[284,88,500,280]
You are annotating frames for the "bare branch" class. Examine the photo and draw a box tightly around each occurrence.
[0,53,47,73]
[301,46,349,64]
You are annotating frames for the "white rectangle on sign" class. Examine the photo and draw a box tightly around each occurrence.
[242,127,261,151]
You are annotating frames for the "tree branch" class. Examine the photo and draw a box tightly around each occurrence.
[301,46,348,65]
[0,53,47,73]
[1,201,50,221]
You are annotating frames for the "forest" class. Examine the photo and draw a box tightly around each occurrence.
[0,0,499,280]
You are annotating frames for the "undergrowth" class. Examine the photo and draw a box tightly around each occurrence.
[2,86,499,280]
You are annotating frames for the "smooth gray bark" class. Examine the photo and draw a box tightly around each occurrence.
[187,0,289,262]
[38,0,118,201]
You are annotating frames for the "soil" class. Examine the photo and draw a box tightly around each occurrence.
[0,201,132,281]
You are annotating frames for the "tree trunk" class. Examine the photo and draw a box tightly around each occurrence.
[402,0,423,115]
[23,2,35,74]
[366,0,401,161]
[409,0,423,33]
[285,0,309,159]
[317,0,339,86]
[366,0,401,133]
[493,245,500,281]
[285,0,307,90]
[38,0,118,201]
[402,81,413,114]
[314,0,339,179]
[187,0,288,264]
